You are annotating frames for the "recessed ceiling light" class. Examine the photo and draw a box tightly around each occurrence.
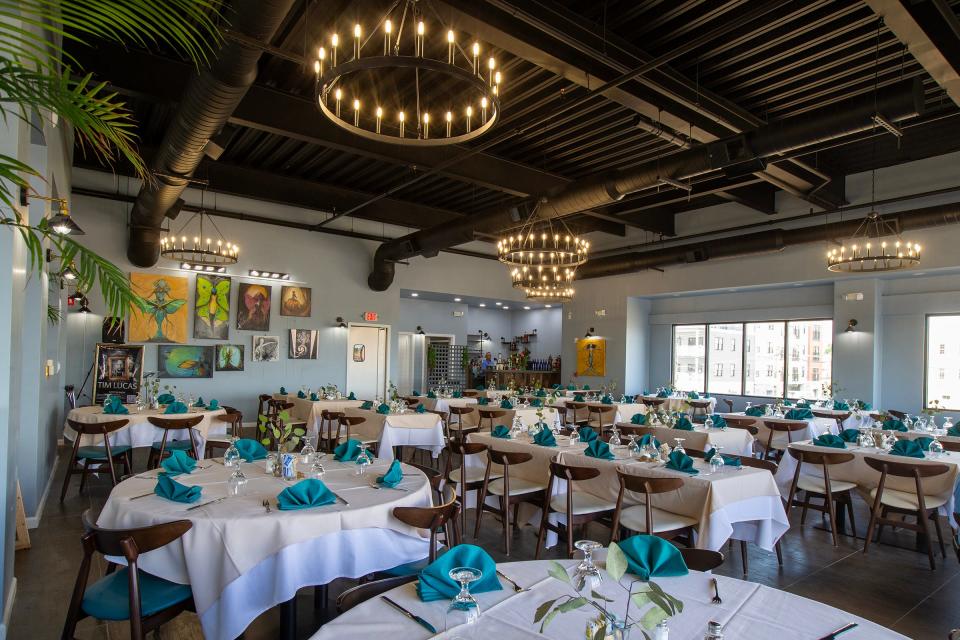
[410,292,419,297]
[544,304,552,308]
[479,303,486,307]
[523,306,530,310]
[502,306,510,310]
[454,297,461,302]
[495,302,502,306]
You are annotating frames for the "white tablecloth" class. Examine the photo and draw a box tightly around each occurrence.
[311,558,905,640]
[273,394,365,437]
[64,405,225,455]
[343,409,446,462]
[97,459,432,640]
[720,412,836,449]
[557,399,647,426]
[617,422,755,457]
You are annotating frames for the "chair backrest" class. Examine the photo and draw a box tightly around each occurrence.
[786,448,855,466]
[257,394,272,415]
[567,402,587,410]
[723,416,759,434]
[863,456,950,479]
[146,415,204,430]
[939,439,960,452]
[887,409,907,420]
[688,399,711,409]
[447,439,486,457]
[588,405,616,415]
[617,424,650,437]
[642,398,665,408]
[450,406,475,416]
[548,460,601,482]
[678,547,724,571]
[393,493,461,561]
[339,415,366,427]
[736,455,778,474]
[487,448,533,466]
[407,462,443,501]
[321,410,344,421]
[336,575,417,614]
[404,397,421,407]
[462,390,479,397]
[764,419,808,433]
[615,469,684,495]
[67,418,130,436]
[221,404,239,414]
[721,399,734,412]
[478,409,507,419]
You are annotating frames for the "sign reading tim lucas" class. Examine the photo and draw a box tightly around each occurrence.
[92,343,144,404]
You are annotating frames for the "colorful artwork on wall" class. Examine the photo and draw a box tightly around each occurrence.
[352,344,366,362]
[289,329,319,359]
[575,337,606,377]
[128,273,188,343]
[252,335,280,362]
[236,282,271,331]
[280,286,311,317]
[92,343,144,403]
[194,274,231,339]
[215,344,244,371]
[158,344,214,378]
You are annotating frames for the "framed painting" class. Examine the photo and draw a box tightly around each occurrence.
[280,286,311,317]
[128,273,188,343]
[101,317,124,343]
[158,344,214,378]
[289,329,319,359]
[194,274,231,339]
[575,337,606,377]
[215,343,244,371]
[92,343,144,404]
[236,282,271,331]
[352,343,365,362]
[252,335,280,362]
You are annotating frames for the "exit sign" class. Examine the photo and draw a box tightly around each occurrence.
[363,311,379,322]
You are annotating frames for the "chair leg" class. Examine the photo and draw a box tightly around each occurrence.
[512,503,521,534]
[473,485,488,539]
[502,496,511,557]
[566,514,575,559]
[775,540,783,566]
[875,506,888,543]
[917,509,936,570]
[78,459,91,494]
[845,495,857,539]
[931,511,947,559]
[826,494,839,547]
[863,504,880,555]
[799,492,811,525]
[739,540,749,576]
[58,461,74,502]
[534,503,548,560]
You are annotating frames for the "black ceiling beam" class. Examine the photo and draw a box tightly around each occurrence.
[604,176,767,218]
[716,183,778,215]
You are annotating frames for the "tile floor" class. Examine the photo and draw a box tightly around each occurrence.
[12,448,960,639]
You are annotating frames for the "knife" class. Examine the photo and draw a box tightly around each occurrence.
[381,596,437,634]
[816,622,858,640]
[186,496,227,511]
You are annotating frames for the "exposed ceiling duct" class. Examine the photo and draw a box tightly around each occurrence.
[576,202,960,280]
[367,78,925,291]
[126,0,296,267]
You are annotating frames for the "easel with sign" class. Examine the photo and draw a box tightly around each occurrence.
[15,481,30,550]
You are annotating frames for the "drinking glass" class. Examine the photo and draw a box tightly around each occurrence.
[355,444,372,475]
[299,436,316,466]
[929,436,945,458]
[942,416,954,433]
[882,433,896,452]
[223,437,241,468]
[445,567,482,630]
[705,417,715,429]
[227,468,247,496]
[573,540,603,592]
[672,438,686,455]
[858,428,874,449]
[569,426,580,445]
[609,427,622,447]
[707,445,725,475]
[309,459,326,479]
[745,401,752,412]
[628,435,641,456]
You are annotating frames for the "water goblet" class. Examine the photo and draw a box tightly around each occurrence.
[309,459,326,479]
[705,417,715,429]
[569,426,580,445]
[707,445,725,475]
[609,427,622,447]
[223,436,241,469]
[628,435,641,456]
[672,438,686,455]
[858,428,874,449]
[355,444,372,475]
[299,436,316,466]
[227,468,247,496]
[573,540,603,592]
[929,436,945,458]
[445,567,482,630]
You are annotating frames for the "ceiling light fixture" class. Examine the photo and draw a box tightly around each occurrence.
[454,297,461,302]
[544,304,552,308]
[523,306,530,310]
[247,269,290,281]
[181,262,227,273]
[410,292,419,297]
[416,325,425,335]
[495,302,502,306]
[46,198,84,235]
[312,0,501,147]
[161,191,238,269]
[336,316,348,329]
[479,303,486,307]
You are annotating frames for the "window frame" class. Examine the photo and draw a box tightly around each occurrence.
[925,313,960,411]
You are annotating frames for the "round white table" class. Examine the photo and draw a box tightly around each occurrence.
[311,558,907,639]
[64,405,226,454]
[97,458,433,640]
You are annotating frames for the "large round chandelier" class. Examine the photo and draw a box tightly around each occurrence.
[160,209,239,273]
[497,212,589,302]
[826,210,920,273]
[312,0,502,146]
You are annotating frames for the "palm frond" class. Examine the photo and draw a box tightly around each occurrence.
[0,154,38,211]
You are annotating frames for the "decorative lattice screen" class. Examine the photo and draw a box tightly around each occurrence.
[427,343,468,390]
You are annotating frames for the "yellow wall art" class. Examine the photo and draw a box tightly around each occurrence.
[576,337,606,376]
[128,272,189,343]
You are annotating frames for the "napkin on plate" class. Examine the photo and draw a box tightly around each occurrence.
[673,415,693,431]
[687,391,700,400]
[193,397,206,408]
[530,398,543,408]
[883,418,907,432]
[154,474,201,503]
[708,414,727,428]
[796,401,810,409]
[833,400,850,411]
[156,393,175,405]
[566,384,576,391]
[638,433,660,449]
[415,403,426,413]
[623,395,635,404]
[452,391,462,399]
[535,389,547,397]
[491,425,511,438]
[427,391,437,399]
[584,439,614,460]
[572,394,585,402]
[334,439,362,461]
[477,397,489,406]
[813,434,846,449]
[348,392,357,400]
[601,395,613,405]
[856,400,872,410]
[277,478,337,510]
[417,544,502,602]
[578,426,598,443]
[839,428,861,443]
[499,399,513,409]
[297,390,307,399]
[310,393,319,401]
[947,426,960,437]
[656,390,670,398]
[785,408,813,421]
[360,400,374,410]
[234,438,267,462]
[704,448,741,468]
[163,401,189,415]
[103,396,129,415]
[377,459,404,488]
[782,399,794,407]
[889,439,925,458]
[617,534,689,581]
[630,413,647,425]
[280,387,287,395]
[207,399,220,410]
[160,450,197,476]
[376,403,390,415]
[411,390,421,397]
[915,436,934,452]
[665,449,698,474]
[745,406,765,417]
[532,429,556,447]
[582,385,591,391]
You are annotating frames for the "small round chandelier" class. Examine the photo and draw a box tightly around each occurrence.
[826,211,920,273]
[160,207,239,273]
[498,211,589,302]
[312,0,502,146]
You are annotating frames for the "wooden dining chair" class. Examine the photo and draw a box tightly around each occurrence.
[812,410,849,433]
[462,390,479,398]
[407,462,443,505]
[566,402,590,428]
[887,409,908,421]
[319,410,345,451]
[759,419,808,461]
[641,398,666,410]
[785,448,858,545]
[688,399,712,418]
[723,416,760,435]
[447,405,476,437]
[339,415,378,454]
[478,408,508,430]
[257,393,273,417]
[146,415,204,469]
[335,575,417,614]
[721,398,734,413]
[61,418,132,502]
[403,397,422,408]
[474,449,547,556]
[62,511,195,640]
[609,470,697,545]
[444,439,498,538]
[679,548,725,572]
[587,405,618,432]
[204,411,244,458]
[863,456,951,569]
[392,485,461,564]
[535,460,617,558]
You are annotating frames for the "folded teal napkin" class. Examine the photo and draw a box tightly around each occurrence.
[915,437,934,452]
[297,390,307,399]
[782,399,793,406]
[642,390,650,396]
[452,391,462,399]
[638,434,660,449]
[856,400,872,410]
[704,448,741,468]
[796,401,810,409]
[566,385,576,391]
[234,438,267,462]
[497,386,506,391]
[623,395,635,404]
[499,399,513,409]
[427,391,437,399]
[377,460,403,488]
[154,474,201,503]
[707,414,726,428]
[491,424,511,438]
[207,399,219,410]
[656,390,670,398]
[477,397,489,405]
[103,396,128,415]
[334,439,362,461]
[601,395,613,405]
[813,434,846,448]
[839,428,860,443]
[948,426,960,437]
[376,403,390,415]
[618,534,689,581]
[277,478,337,510]
[687,391,700,400]
[785,408,813,421]
[745,406,765,417]
[160,450,196,476]
[833,401,850,411]
[193,397,206,408]
[673,415,693,431]
[476,385,485,391]
[530,398,543,408]
[533,429,556,447]
[310,393,319,401]
[411,390,421,397]
[883,418,907,432]
[665,450,698,474]
[573,394,585,402]
[535,389,547,397]
[360,401,374,410]
[890,439,924,458]
[280,387,287,395]
[552,384,561,389]
[348,392,357,400]
[415,403,426,413]
[157,393,175,404]
[578,426,598,443]
[164,401,188,414]
[417,544,501,602]
[584,439,614,460]
[630,413,647,425]
[582,385,591,390]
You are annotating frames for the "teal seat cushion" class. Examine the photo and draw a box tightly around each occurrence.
[77,445,131,460]
[151,440,193,451]
[81,567,192,621]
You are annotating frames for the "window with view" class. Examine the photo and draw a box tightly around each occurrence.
[707,323,742,394]
[673,325,705,391]
[926,315,960,409]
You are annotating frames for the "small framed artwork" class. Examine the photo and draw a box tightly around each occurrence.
[280,286,311,317]
[158,345,215,378]
[289,329,319,359]
[252,335,280,362]
[352,343,366,362]
[215,344,245,371]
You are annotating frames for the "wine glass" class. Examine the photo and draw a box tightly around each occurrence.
[573,540,603,592]
[569,425,580,445]
[707,445,725,475]
[929,436,945,458]
[227,467,247,496]
[445,567,482,630]
[705,416,714,429]
[223,436,241,468]
[299,436,316,466]
[309,458,326,479]
[858,427,874,449]
[609,426,622,447]
[355,444,372,475]
[672,438,686,455]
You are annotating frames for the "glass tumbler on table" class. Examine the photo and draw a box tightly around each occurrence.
[573,540,603,592]
[672,438,686,455]
[707,445,725,475]
[445,567,482,630]
[355,444,372,475]
[223,437,241,468]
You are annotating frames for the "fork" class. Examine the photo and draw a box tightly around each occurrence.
[710,578,722,604]
[262,499,272,513]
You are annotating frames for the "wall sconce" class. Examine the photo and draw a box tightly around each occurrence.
[182,262,227,273]
[416,325,425,335]
[584,327,595,338]
[77,296,91,313]
[24,189,84,235]
[336,316,347,329]
[845,319,858,333]
[46,248,78,284]
[248,269,291,280]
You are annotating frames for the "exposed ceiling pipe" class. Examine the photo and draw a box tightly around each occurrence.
[126,0,296,267]
[577,202,960,280]
[367,78,924,290]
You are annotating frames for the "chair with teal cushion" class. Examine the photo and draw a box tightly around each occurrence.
[146,415,203,469]
[61,418,132,502]
[62,511,195,640]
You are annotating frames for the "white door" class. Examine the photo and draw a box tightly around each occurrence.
[347,325,388,400]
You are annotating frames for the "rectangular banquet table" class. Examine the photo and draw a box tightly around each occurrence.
[420,396,480,427]
[719,412,837,448]
[556,398,647,426]
[640,394,717,414]
[64,405,225,455]
[273,393,365,437]
[615,421,756,456]
[343,408,445,462]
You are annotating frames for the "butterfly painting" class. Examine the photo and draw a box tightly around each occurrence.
[194,274,231,339]
[215,344,244,371]
[236,282,271,331]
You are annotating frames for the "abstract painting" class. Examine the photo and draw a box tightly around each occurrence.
[194,274,231,339]
[280,286,311,317]
[215,344,244,372]
[252,335,280,362]
[575,337,606,377]
[236,282,271,331]
[352,344,366,362]
[92,343,143,403]
[158,344,214,378]
[289,329,319,359]
[128,273,188,343]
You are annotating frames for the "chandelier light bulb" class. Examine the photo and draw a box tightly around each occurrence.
[331,33,339,66]
[354,23,361,38]
[417,20,425,35]
[445,110,452,137]
[354,23,361,58]
[384,19,392,33]
[423,112,430,139]
[313,59,320,74]
[494,70,501,86]
[472,41,480,73]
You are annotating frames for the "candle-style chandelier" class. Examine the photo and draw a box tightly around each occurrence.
[312,0,502,146]
[160,200,239,272]
[826,210,920,273]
